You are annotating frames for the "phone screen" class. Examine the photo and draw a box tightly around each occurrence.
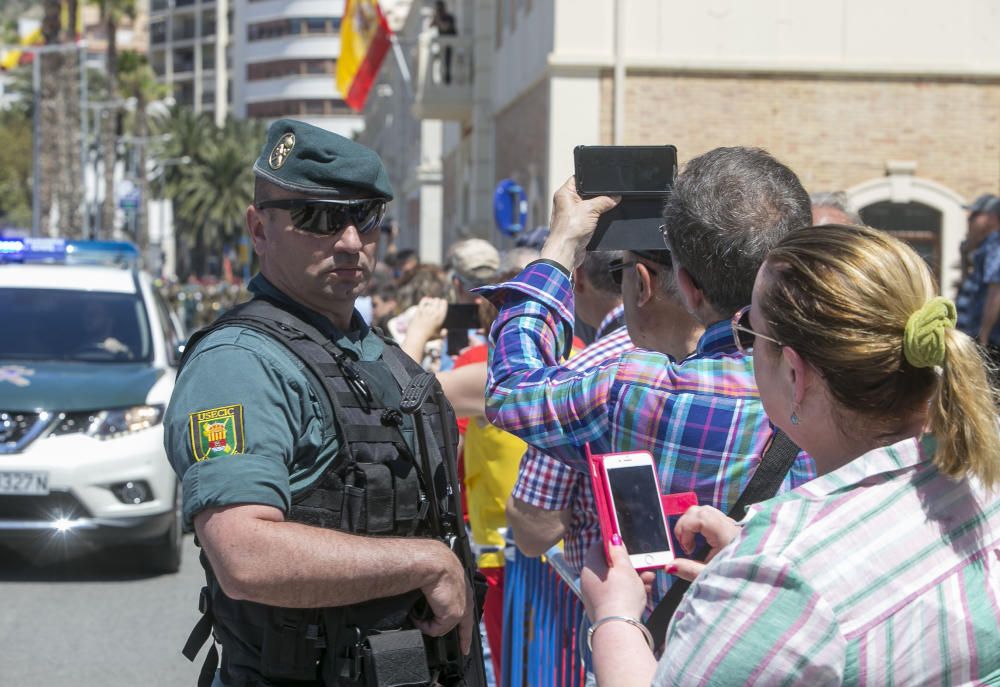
[606,464,670,555]
[575,146,677,196]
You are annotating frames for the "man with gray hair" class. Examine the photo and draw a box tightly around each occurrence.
[506,246,705,573]
[478,146,817,609]
[810,190,862,225]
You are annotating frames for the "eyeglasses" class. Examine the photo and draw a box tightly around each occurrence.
[609,259,658,286]
[731,304,784,354]
[256,198,386,236]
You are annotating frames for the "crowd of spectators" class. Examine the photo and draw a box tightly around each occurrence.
[160,151,1000,684]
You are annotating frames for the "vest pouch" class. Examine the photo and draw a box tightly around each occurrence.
[364,629,431,687]
[387,456,422,531]
[343,481,366,533]
[258,608,325,681]
[344,462,393,534]
[361,462,395,534]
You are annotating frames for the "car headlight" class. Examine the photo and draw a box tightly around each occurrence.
[50,405,164,440]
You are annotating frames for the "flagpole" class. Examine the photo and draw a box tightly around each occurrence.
[389,34,412,98]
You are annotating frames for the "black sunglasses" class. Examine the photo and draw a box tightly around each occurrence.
[609,259,658,286]
[256,198,386,236]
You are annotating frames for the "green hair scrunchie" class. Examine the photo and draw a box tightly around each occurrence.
[903,296,957,368]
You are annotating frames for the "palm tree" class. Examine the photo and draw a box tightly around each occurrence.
[90,0,137,236]
[38,0,84,235]
[152,108,265,278]
[175,117,265,275]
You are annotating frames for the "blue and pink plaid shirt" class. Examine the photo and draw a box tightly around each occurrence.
[479,261,816,600]
[511,306,634,574]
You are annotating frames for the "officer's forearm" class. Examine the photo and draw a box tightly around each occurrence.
[195,503,461,608]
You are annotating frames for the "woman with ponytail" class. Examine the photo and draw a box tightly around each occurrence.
[581,224,1000,686]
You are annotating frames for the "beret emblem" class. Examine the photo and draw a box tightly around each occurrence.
[269,133,296,170]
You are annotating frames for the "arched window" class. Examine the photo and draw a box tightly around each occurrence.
[859,201,943,276]
[848,163,966,294]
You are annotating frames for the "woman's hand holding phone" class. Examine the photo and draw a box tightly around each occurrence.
[580,536,648,623]
[668,505,741,582]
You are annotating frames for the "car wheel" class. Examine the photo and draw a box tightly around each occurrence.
[142,481,183,574]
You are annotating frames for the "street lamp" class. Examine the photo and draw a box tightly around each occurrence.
[152,155,191,278]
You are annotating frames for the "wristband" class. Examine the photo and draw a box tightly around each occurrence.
[586,615,655,652]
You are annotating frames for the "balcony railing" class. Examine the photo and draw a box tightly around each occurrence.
[413,33,473,121]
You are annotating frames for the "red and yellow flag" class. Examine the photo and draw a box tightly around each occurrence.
[336,0,392,112]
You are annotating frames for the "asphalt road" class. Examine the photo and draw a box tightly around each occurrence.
[0,535,205,686]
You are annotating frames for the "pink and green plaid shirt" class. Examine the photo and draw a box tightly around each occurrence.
[479,261,816,600]
[658,434,1000,685]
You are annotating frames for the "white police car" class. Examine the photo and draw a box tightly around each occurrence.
[0,238,184,573]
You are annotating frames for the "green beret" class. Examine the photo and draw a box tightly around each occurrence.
[252,118,393,201]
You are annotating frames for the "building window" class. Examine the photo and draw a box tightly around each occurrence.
[151,21,166,44]
[860,201,942,275]
[247,99,351,118]
[248,17,341,42]
[247,59,336,80]
[174,47,195,73]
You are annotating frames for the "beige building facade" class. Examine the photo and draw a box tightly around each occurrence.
[367,0,1000,289]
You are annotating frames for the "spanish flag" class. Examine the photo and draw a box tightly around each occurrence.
[336,0,392,112]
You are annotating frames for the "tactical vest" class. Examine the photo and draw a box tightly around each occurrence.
[180,297,462,687]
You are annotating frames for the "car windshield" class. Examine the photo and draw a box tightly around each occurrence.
[0,288,152,363]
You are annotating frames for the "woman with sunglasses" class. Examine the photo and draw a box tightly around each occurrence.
[581,224,1000,685]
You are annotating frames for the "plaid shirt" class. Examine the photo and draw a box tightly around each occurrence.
[480,261,816,601]
[656,434,1000,685]
[511,309,634,573]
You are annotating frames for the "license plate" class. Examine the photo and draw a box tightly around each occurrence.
[0,471,49,495]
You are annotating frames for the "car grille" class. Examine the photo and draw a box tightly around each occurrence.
[0,411,41,446]
[0,490,91,521]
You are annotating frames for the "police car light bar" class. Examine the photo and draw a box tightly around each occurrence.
[0,237,139,268]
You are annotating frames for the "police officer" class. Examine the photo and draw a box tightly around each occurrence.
[165,119,479,687]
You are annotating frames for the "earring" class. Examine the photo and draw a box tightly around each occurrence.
[790,411,799,426]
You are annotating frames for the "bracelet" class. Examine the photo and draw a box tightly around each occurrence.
[586,615,655,652]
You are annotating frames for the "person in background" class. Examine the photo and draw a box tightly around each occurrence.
[581,223,1000,686]
[387,264,451,369]
[367,264,398,331]
[958,194,999,276]
[809,190,861,225]
[954,194,1000,382]
[430,0,458,83]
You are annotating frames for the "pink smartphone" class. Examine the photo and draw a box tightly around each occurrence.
[601,451,675,571]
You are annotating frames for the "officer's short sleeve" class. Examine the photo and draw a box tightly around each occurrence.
[164,328,321,528]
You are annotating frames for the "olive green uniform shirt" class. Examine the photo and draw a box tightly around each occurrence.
[164,274,414,529]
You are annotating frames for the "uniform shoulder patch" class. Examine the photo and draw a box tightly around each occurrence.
[188,404,246,462]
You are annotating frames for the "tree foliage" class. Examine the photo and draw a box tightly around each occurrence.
[0,110,33,229]
[152,106,265,276]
